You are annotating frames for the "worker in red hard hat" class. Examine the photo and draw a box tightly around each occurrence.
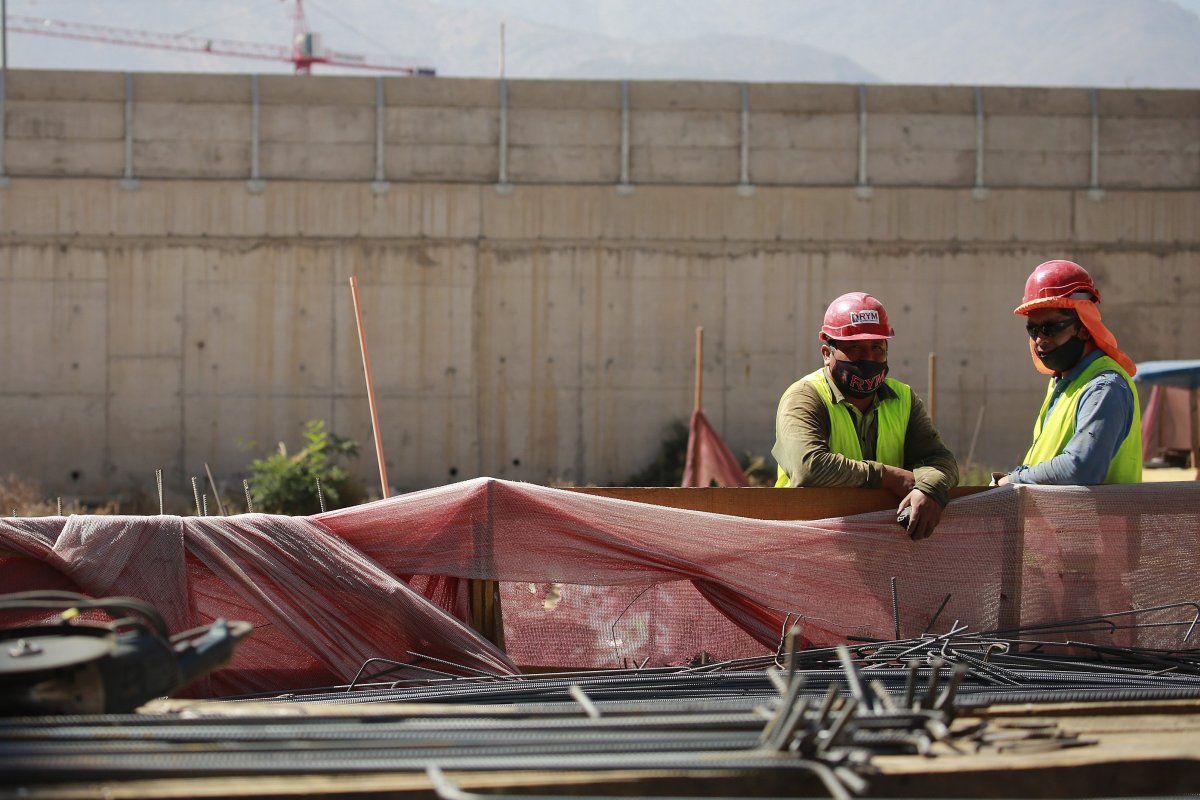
[772,292,959,540]
[994,260,1142,486]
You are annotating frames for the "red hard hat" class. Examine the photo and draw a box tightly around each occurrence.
[819,292,895,341]
[1020,260,1100,306]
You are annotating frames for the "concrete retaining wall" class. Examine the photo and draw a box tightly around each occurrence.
[6,72,1199,189]
[1,71,1197,502]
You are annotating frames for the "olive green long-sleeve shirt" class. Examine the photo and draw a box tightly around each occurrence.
[772,369,959,506]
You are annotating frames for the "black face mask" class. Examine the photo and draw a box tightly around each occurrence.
[1038,334,1086,374]
[831,359,889,398]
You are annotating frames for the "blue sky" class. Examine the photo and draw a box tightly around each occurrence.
[3,0,1200,86]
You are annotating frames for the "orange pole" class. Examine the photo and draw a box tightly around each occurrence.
[694,326,704,412]
[349,276,390,498]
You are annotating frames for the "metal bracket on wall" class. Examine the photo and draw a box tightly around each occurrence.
[855,84,872,199]
[1087,88,1105,201]
[0,70,9,188]
[736,82,755,197]
[616,80,634,195]
[119,73,139,191]
[371,76,390,195]
[495,78,512,195]
[972,86,989,200]
[247,75,266,193]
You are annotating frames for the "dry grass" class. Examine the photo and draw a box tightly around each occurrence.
[0,474,120,517]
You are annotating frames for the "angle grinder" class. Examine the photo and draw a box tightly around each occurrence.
[0,591,251,715]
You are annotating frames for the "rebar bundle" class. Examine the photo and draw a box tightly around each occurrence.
[3,608,1199,797]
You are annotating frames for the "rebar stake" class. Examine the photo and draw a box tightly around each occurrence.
[202,494,209,517]
[57,497,63,517]
[243,479,254,514]
[316,477,326,513]
[191,477,201,516]
[891,576,901,640]
[155,469,164,515]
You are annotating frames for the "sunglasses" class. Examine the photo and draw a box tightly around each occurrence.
[1025,318,1079,340]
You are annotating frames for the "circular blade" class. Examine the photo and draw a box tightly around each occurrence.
[0,634,115,675]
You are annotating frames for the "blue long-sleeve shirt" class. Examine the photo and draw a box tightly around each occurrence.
[1008,350,1135,485]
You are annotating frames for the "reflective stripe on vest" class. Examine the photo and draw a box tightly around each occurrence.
[1022,354,1142,484]
[775,368,912,487]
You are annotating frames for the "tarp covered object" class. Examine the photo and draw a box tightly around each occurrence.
[1136,360,1200,465]
[2,479,1198,696]
[681,407,751,488]
[1141,384,1195,462]
[1135,360,1200,391]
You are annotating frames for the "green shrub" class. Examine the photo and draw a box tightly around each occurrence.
[623,419,690,486]
[622,418,773,487]
[245,420,362,515]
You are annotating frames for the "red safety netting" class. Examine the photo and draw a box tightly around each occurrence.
[681,408,750,487]
[2,479,1198,696]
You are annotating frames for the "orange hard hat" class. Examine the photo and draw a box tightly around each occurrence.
[819,292,895,341]
[1016,260,1100,314]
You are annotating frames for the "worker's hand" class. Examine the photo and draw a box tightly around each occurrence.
[880,465,915,499]
[989,471,1010,487]
[898,489,942,541]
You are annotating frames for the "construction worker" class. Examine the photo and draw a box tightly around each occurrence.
[773,292,959,540]
[995,260,1142,486]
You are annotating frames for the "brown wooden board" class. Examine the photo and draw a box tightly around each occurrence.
[564,485,990,520]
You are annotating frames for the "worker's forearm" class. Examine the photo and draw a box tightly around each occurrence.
[785,450,880,488]
[913,467,953,506]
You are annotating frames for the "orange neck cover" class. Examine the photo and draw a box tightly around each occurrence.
[1015,297,1137,378]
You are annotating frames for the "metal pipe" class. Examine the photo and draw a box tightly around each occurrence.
[204,463,226,517]
[737,82,753,195]
[372,76,388,194]
[120,73,137,190]
[0,58,8,187]
[618,80,632,193]
[973,86,988,199]
[496,77,509,190]
[890,577,900,640]
[248,75,264,192]
[855,84,871,198]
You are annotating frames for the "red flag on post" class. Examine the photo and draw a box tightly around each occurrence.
[681,326,749,487]
[682,407,750,487]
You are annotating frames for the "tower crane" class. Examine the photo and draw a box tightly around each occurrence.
[7,0,435,75]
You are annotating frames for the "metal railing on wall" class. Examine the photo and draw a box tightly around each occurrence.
[0,68,8,188]
[247,74,265,194]
[0,73,1190,197]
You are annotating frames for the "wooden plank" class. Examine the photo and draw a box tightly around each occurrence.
[565,485,990,521]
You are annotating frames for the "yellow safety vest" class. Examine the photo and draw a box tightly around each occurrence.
[1022,355,1142,484]
[775,369,912,487]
